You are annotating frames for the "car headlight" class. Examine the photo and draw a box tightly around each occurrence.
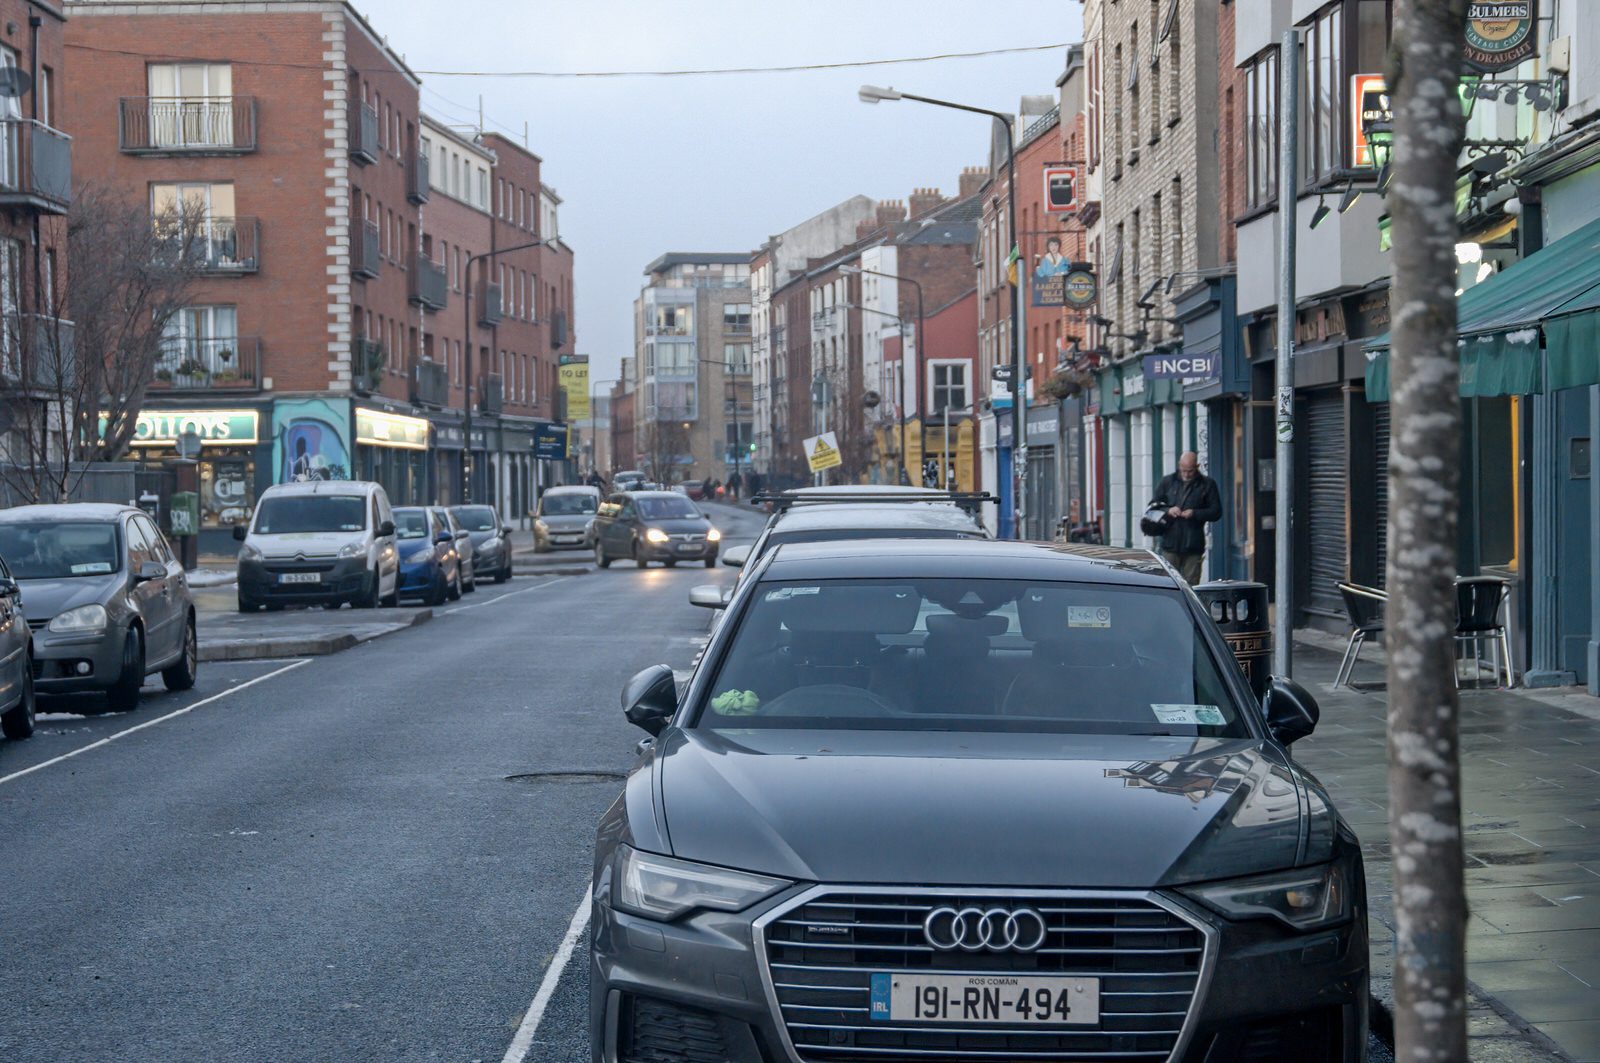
[337,541,366,559]
[1183,861,1353,931]
[49,603,108,634]
[238,542,264,562]
[644,527,670,544]
[611,845,788,921]
[404,544,435,562]
[706,527,722,542]
[483,535,502,551]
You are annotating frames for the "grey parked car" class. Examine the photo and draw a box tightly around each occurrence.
[593,538,1367,1061]
[450,505,513,583]
[0,549,38,740]
[0,504,197,716]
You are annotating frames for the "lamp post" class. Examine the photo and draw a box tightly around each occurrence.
[695,356,749,490]
[861,84,1021,537]
[840,264,922,487]
[463,238,548,506]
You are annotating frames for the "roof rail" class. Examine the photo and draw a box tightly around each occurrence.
[752,491,997,515]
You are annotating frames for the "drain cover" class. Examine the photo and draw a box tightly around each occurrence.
[505,771,625,784]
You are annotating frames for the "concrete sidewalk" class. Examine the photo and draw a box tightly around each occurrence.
[191,585,432,661]
[1292,631,1600,1061]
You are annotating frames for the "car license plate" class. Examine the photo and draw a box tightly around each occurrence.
[677,543,699,553]
[278,572,321,584]
[871,972,1099,1025]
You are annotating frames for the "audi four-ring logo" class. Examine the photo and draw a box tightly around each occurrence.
[922,906,1048,953]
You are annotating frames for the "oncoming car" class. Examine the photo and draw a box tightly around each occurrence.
[593,539,1368,1062]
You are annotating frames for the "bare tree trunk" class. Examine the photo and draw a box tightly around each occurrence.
[1386,2,1470,1060]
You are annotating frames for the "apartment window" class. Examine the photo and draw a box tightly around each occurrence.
[38,65,51,128]
[380,100,389,149]
[1148,0,1161,141]
[1167,3,1181,125]
[478,169,488,210]
[724,342,751,374]
[1171,176,1184,275]
[723,303,752,332]
[146,62,234,148]
[1245,49,1279,208]
[529,274,538,321]
[0,238,18,376]
[931,362,967,413]
[1111,44,1124,167]
[1128,23,1140,157]
[1303,3,1345,183]
[1088,42,1101,169]
[160,305,238,377]
[655,341,694,376]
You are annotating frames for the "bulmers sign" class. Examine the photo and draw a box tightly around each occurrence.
[1465,2,1537,73]
[1143,352,1219,381]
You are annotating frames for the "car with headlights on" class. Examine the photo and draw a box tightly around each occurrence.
[235,481,398,611]
[393,507,460,605]
[533,485,600,553]
[451,504,513,582]
[0,504,197,715]
[429,506,475,593]
[594,539,1367,1062]
[592,490,719,569]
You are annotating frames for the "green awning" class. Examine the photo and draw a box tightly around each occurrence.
[1364,213,1600,401]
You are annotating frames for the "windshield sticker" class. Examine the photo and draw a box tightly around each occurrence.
[711,689,761,715]
[764,586,821,601]
[1068,605,1112,628]
[1152,704,1226,727]
[70,562,113,575]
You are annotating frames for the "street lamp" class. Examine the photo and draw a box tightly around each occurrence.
[463,238,549,505]
[840,264,923,487]
[694,356,751,488]
[860,84,1023,537]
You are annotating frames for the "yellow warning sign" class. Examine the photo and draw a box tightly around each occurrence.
[804,431,843,473]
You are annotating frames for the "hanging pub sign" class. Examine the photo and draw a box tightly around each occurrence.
[1350,74,1392,167]
[1465,2,1538,73]
[1063,268,1098,309]
[1043,165,1080,215]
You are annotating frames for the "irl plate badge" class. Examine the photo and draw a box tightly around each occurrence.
[870,973,892,1021]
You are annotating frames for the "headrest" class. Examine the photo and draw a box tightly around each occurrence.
[777,584,921,635]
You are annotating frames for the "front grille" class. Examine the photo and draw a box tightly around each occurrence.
[759,889,1207,1062]
[26,618,48,632]
[670,533,707,543]
[262,560,337,574]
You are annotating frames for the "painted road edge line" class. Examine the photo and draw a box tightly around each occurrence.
[0,659,312,788]
[501,887,592,1063]
[439,577,565,616]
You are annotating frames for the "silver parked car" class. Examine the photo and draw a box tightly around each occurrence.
[0,550,38,739]
[429,506,476,593]
[534,485,600,552]
[449,505,513,583]
[0,504,197,715]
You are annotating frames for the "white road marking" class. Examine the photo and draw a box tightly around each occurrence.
[436,578,565,616]
[0,659,311,788]
[501,887,592,1063]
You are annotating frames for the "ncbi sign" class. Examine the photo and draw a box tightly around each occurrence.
[1142,351,1218,381]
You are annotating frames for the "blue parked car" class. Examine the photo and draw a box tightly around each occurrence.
[392,507,462,605]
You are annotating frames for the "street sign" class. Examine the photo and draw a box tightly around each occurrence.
[1043,165,1080,215]
[1143,351,1219,380]
[534,423,568,460]
[558,362,590,421]
[1466,1,1537,73]
[558,353,589,366]
[803,432,842,473]
[991,364,1015,382]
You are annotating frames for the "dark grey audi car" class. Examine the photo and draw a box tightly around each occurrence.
[591,539,1367,1062]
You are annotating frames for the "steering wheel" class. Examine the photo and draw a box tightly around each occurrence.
[759,684,899,717]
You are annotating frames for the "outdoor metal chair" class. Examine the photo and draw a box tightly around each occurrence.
[1455,576,1513,689]
[1334,582,1388,688]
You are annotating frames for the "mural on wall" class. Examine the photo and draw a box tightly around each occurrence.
[272,399,350,484]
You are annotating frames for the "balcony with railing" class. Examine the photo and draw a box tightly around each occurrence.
[351,335,384,394]
[350,102,378,164]
[477,280,502,327]
[412,357,449,407]
[151,336,262,392]
[352,220,380,279]
[2,314,76,390]
[119,96,257,155]
[407,151,430,205]
[0,119,71,214]
[479,373,504,414]
[410,256,447,311]
[190,217,260,274]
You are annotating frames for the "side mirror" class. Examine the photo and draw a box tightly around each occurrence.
[0,576,18,597]
[622,664,677,736]
[379,519,396,537]
[136,560,167,583]
[232,523,248,542]
[1264,676,1320,745]
[436,529,454,544]
[689,584,728,609]
[723,544,751,568]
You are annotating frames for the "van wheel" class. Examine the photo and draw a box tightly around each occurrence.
[237,593,261,613]
[105,627,144,714]
[355,571,380,609]
[162,616,198,692]
[1,653,36,740]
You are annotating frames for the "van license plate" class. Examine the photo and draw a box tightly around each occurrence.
[279,572,321,584]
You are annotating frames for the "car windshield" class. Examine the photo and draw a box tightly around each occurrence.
[392,509,431,540]
[694,578,1246,738]
[253,495,367,534]
[636,496,699,520]
[452,506,499,531]
[542,494,597,516]
[0,522,121,579]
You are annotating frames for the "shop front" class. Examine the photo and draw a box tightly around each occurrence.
[500,423,536,523]
[432,415,464,505]
[1023,403,1059,539]
[121,406,268,551]
[354,406,431,505]
[1095,361,1183,549]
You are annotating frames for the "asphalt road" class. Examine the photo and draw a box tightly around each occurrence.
[0,498,1392,1062]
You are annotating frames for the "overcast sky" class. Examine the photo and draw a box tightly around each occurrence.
[370,0,1081,383]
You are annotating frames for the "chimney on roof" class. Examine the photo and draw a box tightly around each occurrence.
[875,199,907,228]
[958,166,987,198]
[908,187,945,219]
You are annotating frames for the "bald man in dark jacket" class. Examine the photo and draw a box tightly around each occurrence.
[1153,452,1220,585]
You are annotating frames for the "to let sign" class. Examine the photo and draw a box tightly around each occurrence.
[1465,2,1537,72]
[1143,352,1218,381]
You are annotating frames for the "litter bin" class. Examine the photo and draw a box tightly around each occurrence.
[1195,580,1271,701]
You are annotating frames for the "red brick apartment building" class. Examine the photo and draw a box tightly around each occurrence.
[0,0,70,464]
[63,0,575,544]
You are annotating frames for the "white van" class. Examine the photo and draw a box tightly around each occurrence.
[534,484,602,551]
[233,481,400,611]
